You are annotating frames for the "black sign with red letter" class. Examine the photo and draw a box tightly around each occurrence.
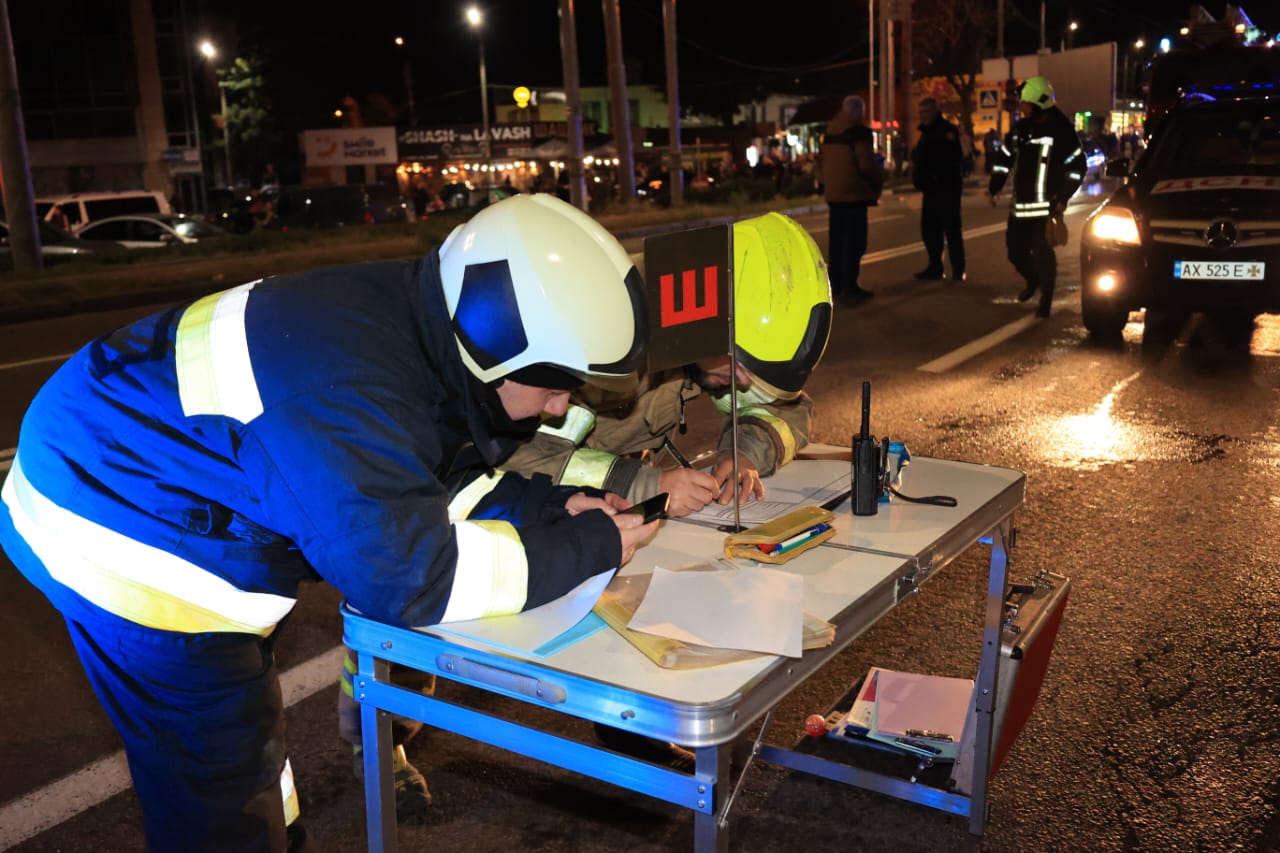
[641,224,732,373]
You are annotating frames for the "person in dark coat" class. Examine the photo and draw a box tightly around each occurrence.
[911,97,967,282]
[820,95,884,303]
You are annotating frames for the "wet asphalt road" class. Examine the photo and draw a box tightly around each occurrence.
[5,190,1280,851]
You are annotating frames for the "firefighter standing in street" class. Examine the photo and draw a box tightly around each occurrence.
[0,193,656,852]
[988,75,1086,317]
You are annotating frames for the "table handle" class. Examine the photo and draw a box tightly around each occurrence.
[436,653,567,704]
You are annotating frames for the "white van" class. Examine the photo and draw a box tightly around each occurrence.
[35,191,171,233]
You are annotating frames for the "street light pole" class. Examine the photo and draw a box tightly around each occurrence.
[466,7,491,187]
[218,81,233,187]
[199,40,233,188]
[394,37,417,127]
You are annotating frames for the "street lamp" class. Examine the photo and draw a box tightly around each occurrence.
[198,40,233,187]
[394,36,417,127]
[1124,39,1146,98]
[465,6,491,185]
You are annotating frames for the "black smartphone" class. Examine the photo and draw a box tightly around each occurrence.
[625,492,670,523]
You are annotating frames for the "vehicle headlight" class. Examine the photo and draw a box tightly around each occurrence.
[1089,209,1140,245]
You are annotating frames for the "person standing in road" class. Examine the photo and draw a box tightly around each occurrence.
[0,193,657,851]
[821,95,883,304]
[911,97,967,283]
[988,76,1086,318]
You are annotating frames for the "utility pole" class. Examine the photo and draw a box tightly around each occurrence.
[868,0,876,147]
[997,0,1010,140]
[602,0,636,202]
[662,0,683,207]
[217,80,233,187]
[557,0,588,211]
[901,3,913,165]
[880,9,893,172]
[0,0,41,273]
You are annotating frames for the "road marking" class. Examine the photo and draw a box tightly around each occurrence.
[805,213,906,235]
[0,353,74,372]
[0,645,347,849]
[917,314,1045,373]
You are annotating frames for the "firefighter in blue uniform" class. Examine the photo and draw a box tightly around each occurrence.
[0,193,654,852]
[988,75,1086,317]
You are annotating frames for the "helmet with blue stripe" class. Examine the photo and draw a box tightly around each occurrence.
[439,193,647,387]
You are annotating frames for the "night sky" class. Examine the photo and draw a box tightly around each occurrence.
[201,0,1277,133]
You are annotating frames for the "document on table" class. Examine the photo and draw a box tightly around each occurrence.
[420,570,614,657]
[625,564,804,657]
[681,459,851,527]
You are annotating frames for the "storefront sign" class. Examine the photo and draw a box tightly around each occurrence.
[395,121,598,161]
[302,127,398,166]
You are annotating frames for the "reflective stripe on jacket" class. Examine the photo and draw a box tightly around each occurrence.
[988,106,1085,217]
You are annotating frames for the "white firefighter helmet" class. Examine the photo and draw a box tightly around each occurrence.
[439,193,646,387]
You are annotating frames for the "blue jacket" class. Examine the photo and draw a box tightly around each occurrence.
[0,254,620,636]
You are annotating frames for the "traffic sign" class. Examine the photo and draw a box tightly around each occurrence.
[979,89,999,109]
[882,0,910,21]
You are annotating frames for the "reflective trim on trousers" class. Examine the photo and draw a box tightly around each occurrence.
[2,456,295,635]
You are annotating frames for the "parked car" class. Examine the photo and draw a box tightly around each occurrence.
[76,214,230,249]
[34,191,171,233]
[0,219,120,263]
[1079,84,1280,346]
[266,185,366,229]
[203,188,260,234]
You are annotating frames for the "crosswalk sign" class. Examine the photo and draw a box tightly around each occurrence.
[979,89,999,109]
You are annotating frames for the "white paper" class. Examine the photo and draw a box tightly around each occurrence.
[625,565,804,657]
[421,570,615,656]
[681,459,850,526]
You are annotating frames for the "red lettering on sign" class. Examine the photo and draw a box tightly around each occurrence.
[660,266,719,327]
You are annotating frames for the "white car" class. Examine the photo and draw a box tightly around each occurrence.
[0,219,118,263]
[76,214,229,249]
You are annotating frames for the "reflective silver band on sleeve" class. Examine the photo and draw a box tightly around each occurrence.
[175,281,265,423]
[437,519,528,622]
[447,469,505,521]
[535,404,597,444]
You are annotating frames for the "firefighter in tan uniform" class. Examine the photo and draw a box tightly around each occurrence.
[507,211,833,766]
[505,211,833,518]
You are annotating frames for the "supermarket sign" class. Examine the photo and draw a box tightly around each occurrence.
[302,127,398,166]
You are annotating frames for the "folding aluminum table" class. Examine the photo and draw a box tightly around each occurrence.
[342,456,1025,851]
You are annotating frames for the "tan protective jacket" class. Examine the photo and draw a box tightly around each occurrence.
[502,368,814,503]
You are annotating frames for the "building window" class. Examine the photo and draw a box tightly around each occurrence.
[12,0,139,140]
